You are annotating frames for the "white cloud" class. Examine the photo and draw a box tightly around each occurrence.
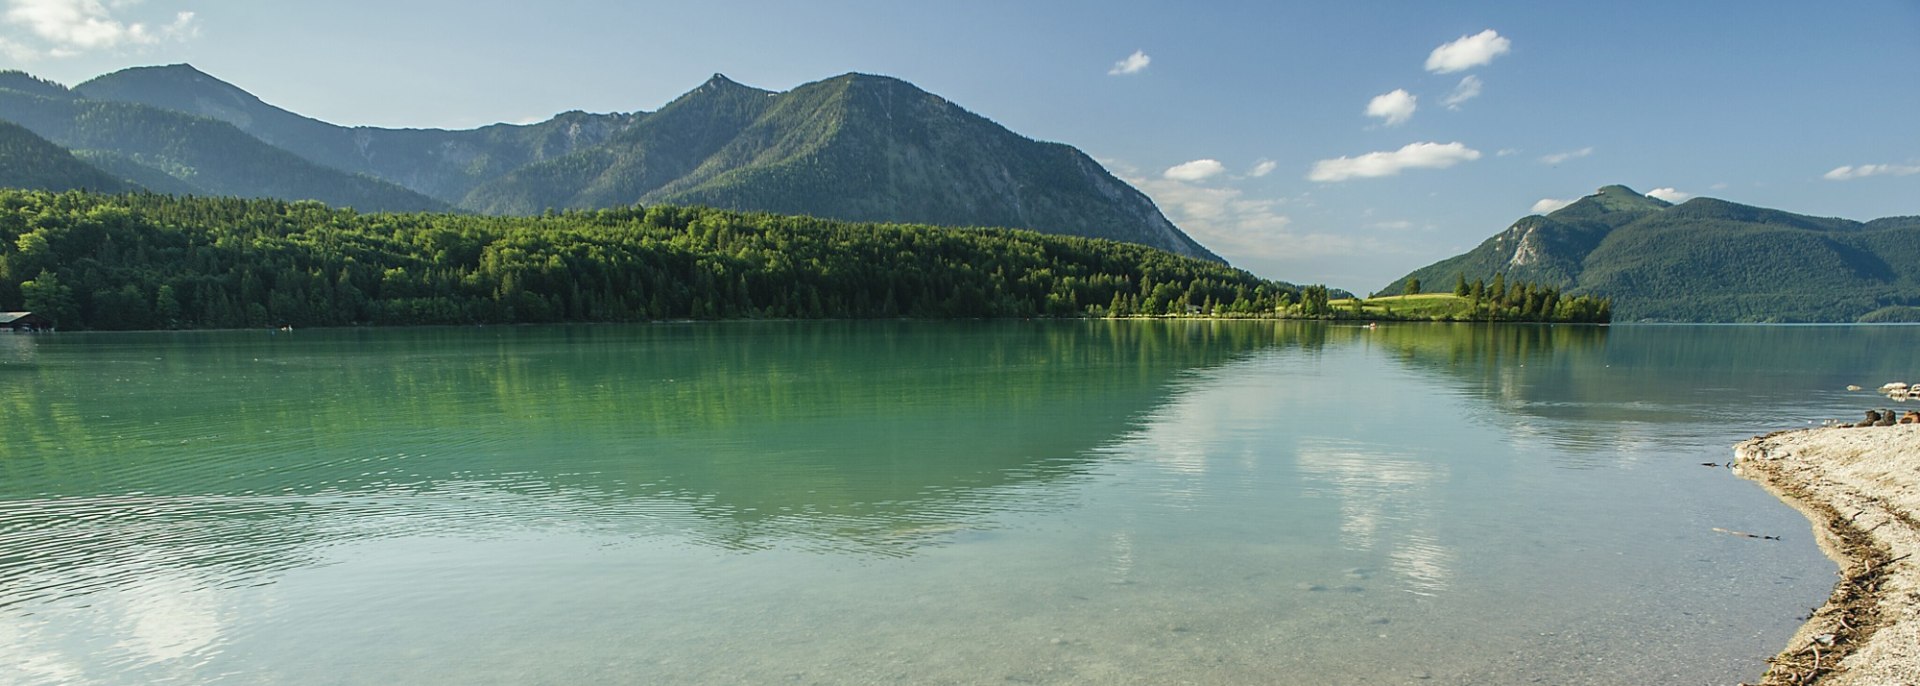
[1,0,196,57]
[1539,147,1594,165]
[1163,158,1226,182]
[1646,187,1692,203]
[1108,49,1150,76]
[1369,220,1415,230]
[1249,159,1277,177]
[1308,142,1482,182]
[1365,89,1417,127]
[1495,148,1519,157]
[1530,198,1573,214]
[1110,160,1401,264]
[1128,176,1291,256]
[1823,163,1920,180]
[1442,75,1482,109]
[1425,29,1511,74]
[0,34,32,60]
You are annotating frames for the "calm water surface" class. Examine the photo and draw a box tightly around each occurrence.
[3,321,1913,685]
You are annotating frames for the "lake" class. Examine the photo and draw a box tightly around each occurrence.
[3,321,1911,685]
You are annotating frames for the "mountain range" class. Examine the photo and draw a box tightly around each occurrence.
[1381,185,1920,322]
[0,65,1218,262]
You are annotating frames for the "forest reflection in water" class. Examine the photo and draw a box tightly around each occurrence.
[3,321,1899,685]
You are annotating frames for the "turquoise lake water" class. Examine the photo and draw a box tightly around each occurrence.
[4,321,1914,684]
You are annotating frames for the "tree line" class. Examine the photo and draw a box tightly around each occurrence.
[0,190,1320,330]
[1440,272,1611,323]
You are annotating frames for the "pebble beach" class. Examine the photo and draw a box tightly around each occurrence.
[1734,425,1920,685]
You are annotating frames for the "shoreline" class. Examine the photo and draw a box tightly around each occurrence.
[1732,425,1920,685]
[1,317,1614,335]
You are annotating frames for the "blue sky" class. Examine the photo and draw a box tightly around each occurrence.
[4,0,1918,291]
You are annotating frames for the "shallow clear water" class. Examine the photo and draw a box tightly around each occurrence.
[2,321,1912,685]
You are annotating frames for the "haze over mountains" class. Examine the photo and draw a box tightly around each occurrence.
[1382,185,1920,322]
[0,64,1218,262]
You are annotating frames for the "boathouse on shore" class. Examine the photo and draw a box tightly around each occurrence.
[1,312,53,332]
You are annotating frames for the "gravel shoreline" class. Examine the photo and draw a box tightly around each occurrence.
[1733,425,1920,686]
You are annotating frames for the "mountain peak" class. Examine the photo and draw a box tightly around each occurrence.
[152,63,209,75]
[700,73,765,93]
[95,63,218,84]
[1550,183,1671,216]
[823,72,929,95]
[76,62,253,105]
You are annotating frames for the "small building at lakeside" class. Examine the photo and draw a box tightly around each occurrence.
[1,312,54,332]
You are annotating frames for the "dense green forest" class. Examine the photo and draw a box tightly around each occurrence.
[0,190,1295,330]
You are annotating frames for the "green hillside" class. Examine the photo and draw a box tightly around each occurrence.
[1381,185,1920,322]
[0,71,446,213]
[0,119,134,193]
[1383,185,1668,294]
[0,190,1294,331]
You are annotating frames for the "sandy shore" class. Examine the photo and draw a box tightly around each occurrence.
[1733,425,1920,686]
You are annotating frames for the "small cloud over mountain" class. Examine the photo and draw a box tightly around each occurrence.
[1,0,197,58]
[1646,187,1692,203]
[1539,147,1593,165]
[1163,158,1226,182]
[1531,198,1573,214]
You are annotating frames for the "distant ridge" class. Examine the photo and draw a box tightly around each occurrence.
[0,118,135,193]
[73,64,644,203]
[1381,185,1920,322]
[0,69,447,212]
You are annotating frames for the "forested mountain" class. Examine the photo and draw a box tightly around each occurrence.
[47,65,1219,261]
[1380,185,1920,322]
[73,64,644,203]
[0,119,135,193]
[0,190,1285,331]
[0,71,447,212]
[468,73,1220,261]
